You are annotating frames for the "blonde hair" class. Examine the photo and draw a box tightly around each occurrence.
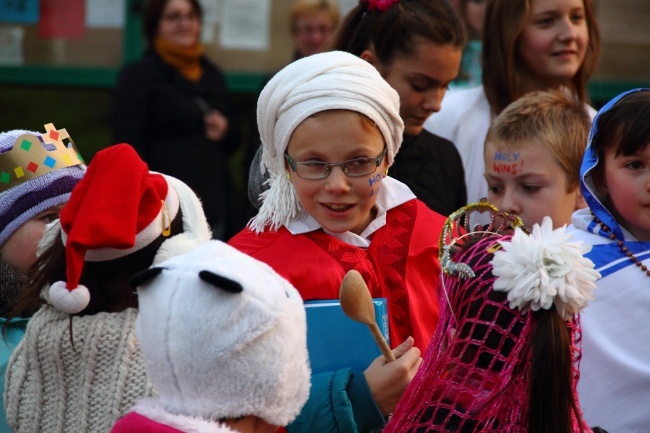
[289,0,340,32]
[485,90,591,191]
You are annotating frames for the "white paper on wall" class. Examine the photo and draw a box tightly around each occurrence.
[337,0,358,16]
[199,0,220,25]
[86,0,125,28]
[219,0,270,51]
[0,26,24,65]
[199,0,220,42]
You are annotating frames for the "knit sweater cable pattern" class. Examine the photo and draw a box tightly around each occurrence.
[4,305,154,433]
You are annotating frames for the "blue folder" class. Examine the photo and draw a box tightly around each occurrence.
[304,298,389,374]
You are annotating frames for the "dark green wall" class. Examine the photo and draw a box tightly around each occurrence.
[0,86,112,161]
[1,85,255,170]
[0,85,259,233]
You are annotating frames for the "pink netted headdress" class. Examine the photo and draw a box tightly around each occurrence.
[385,202,600,433]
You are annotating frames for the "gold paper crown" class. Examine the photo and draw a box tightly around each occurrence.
[0,123,84,193]
[439,199,525,279]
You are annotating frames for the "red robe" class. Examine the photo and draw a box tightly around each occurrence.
[112,413,184,433]
[229,199,444,352]
[112,412,239,433]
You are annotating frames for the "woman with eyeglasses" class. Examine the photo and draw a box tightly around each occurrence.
[229,50,446,433]
[111,0,241,240]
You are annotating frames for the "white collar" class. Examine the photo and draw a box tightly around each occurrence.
[285,176,416,248]
[571,207,639,242]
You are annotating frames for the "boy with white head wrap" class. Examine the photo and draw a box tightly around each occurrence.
[250,50,404,232]
[230,51,446,432]
[4,144,212,433]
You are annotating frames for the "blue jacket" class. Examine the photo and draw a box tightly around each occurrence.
[1,317,28,433]
[287,369,385,433]
[569,88,650,433]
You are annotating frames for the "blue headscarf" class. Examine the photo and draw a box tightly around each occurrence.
[580,88,650,241]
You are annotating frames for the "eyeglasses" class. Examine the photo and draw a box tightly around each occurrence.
[284,147,387,180]
[162,12,199,24]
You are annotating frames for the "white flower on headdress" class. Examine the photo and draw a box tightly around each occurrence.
[491,217,601,320]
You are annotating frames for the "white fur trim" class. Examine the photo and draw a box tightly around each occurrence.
[59,181,180,262]
[149,175,213,263]
[132,399,239,433]
[163,174,212,241]
[153,233,203,265]
[58,173,213,263]
[48,281,90,314]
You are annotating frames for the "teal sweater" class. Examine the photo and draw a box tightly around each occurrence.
[1,316,28,433]
[287,369,385,433]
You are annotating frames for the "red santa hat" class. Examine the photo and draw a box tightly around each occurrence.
[48,143,210,314]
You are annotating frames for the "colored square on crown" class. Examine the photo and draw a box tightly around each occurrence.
[14,166,25,178]
[49,130,59,141]
[27,162,38,173]
[44,156,56,168]
[20,139,32,151]
[0,172,9,184]
[62,154,73,165]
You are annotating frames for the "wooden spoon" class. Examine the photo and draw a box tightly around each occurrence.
[339,270,396,362]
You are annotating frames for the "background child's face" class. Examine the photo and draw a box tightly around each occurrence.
[366,39,461,137]
[484,141,581,228]
[0,205,62,273]
[516,0,588,90]
[601,144,650,241]
[291,11,336,58]
[286,112,387,235]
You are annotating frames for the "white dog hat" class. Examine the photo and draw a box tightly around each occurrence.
[130,240,311,427]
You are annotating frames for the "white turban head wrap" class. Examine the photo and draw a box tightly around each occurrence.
[249,51,404,233]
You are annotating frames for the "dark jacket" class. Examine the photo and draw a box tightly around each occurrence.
[388,130,467,216]
[112,51,241,237]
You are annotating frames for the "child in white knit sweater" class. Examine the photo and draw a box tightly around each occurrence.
[4,144,212,433]
[0,124,86,433]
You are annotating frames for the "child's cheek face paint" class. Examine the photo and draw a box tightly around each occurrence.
[492,151,525,175]
[368,173,382,197]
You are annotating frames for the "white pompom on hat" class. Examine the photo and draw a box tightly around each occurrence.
[249,51,404,233]
[49,144,211,314]
[132,240,310,427]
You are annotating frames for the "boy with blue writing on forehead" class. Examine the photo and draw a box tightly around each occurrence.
[483,90,591,228]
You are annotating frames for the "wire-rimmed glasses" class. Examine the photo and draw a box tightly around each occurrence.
[284,147,387,179]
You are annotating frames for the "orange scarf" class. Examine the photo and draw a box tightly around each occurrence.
[154,37,204,82]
